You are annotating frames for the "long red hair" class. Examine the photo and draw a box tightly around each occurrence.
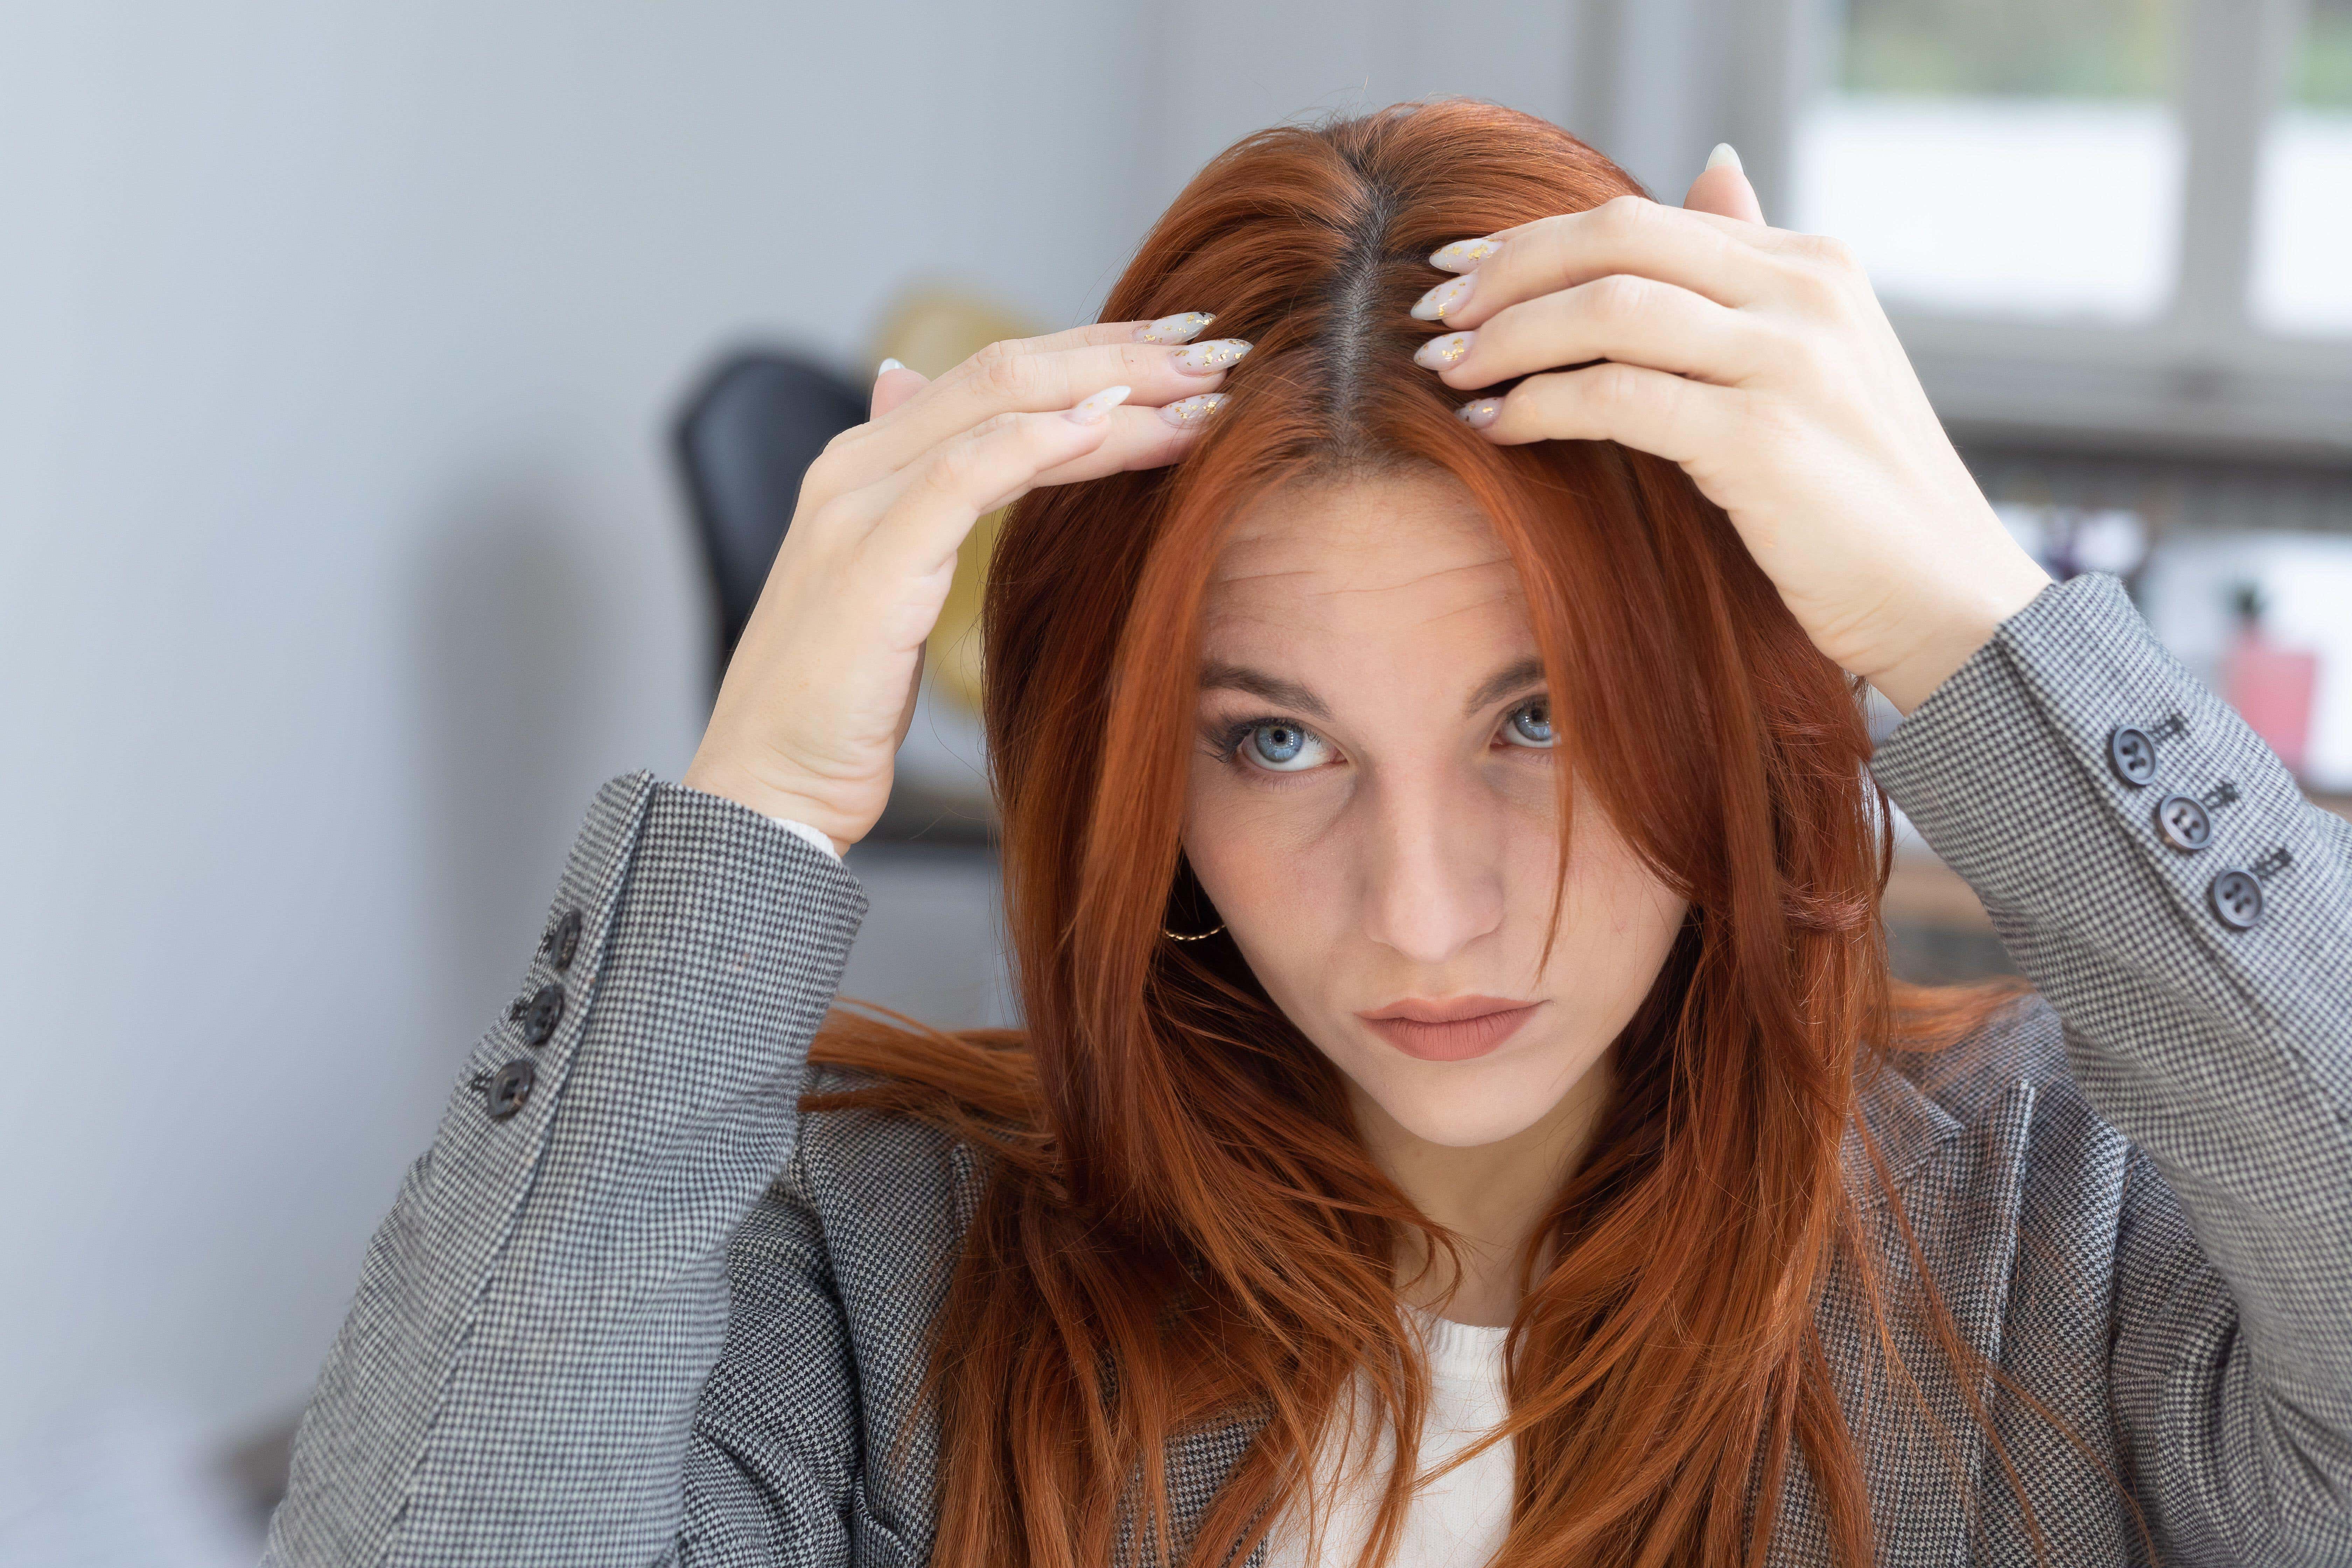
[812,100,2047,1568]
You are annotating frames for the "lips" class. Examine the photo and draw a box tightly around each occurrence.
[1357,995,1541,1062]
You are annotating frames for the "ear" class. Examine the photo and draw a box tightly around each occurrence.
[1681,144,1765,225]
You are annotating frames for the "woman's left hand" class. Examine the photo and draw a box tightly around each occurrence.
[1410,149,2050,714]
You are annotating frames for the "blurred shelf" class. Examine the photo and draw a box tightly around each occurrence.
[1900,314,2352,468]
[1884,854,1997,934]
[870,779,997,846]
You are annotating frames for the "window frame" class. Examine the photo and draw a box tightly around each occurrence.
[1734,0,2352,459]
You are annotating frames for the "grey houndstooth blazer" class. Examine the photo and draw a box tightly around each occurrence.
[263,573,2352,1567]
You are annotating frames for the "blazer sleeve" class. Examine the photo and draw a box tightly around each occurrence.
[263,772,870,1568]
[1870,572,2352,1567]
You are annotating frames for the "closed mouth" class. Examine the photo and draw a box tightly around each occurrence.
[1356,997,1541,1062]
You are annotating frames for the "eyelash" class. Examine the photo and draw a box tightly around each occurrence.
[1211,699,1555,778]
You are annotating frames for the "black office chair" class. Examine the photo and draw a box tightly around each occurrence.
[672,351,868,690]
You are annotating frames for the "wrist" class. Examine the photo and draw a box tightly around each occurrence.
[1866,555,2051,715]
[679,755,862,857]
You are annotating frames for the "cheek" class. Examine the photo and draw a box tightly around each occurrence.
[1542,820,1687,983]
[1180,756,1346,957]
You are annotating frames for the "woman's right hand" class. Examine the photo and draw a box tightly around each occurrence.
[681,316,1244,852]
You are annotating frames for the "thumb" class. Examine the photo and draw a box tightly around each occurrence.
[1682,143,1765,225]
[870,358,931,418]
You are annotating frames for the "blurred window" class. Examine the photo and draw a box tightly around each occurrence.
[1792,0,2184,322]
[2252,0,2352,335]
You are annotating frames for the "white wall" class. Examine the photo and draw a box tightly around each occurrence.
[0,0,1158,1457]
[1139,0,1578,204]
[1,0,1730,1489]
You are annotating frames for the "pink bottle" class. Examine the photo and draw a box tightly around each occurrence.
[2222,584,2318,777]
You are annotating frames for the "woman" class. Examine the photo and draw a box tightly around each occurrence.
[265,103,2351,1568]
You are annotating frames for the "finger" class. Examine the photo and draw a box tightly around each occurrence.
[1413,196,1805,329]
[1681,144,1766,225]
[925,312,1223,392]
[894,644,926,750]
[1027,395,1229,487]
[1461,360,1737,470]
[858,398,1128,586]
[849,394,1221,525]
[871,359,930,419]
[833,337,1247,488]
[1421,274,1780,392]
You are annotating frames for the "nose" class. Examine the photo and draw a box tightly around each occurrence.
[1356,767,1506,965]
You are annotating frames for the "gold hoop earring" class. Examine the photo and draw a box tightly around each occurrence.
[1161,921,1226,942]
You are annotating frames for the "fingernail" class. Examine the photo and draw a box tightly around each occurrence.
[1173,337,1252,373]
[1413,331,1474,371]
[1135,311,1216,344]
[1160,392,1228,427]
[1706,142,1742,174]
[877,357,906,375]
[1457,398,1503,429]
[1066,385,1132,425]
[1411,275,1473,322]
[1429,237,1501,274]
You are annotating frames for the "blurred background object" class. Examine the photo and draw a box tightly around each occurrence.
[671,287,1035,844]
[674,352,868,684]
[2,1,2348,1558]
[2140,532,2352,786]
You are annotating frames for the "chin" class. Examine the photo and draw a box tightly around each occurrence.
[1349,1044,1589,1148]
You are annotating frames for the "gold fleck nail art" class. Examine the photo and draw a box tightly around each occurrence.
[1411,276,1472,322]
[1160,393,1228,427]
[1174,338,1252,372]
[1067,385,1133,425]
[1429,237,1500,273]
[1136,311,1216,344]
[1413,331,1473,370]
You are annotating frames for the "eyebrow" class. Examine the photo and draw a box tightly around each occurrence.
[1198,656,1546,720]
[1197,661,1329,720]
[1463,657,1546,714]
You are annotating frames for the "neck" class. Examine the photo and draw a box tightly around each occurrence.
[1346,1050,1615,1328]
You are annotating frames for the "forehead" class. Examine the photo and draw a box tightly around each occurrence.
[1203,468,1526,635]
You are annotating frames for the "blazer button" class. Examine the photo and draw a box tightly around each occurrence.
[2153,794,2212,852]
[545,908,583,972]
[485,1057,537,1118]
[521,982,566,1047]
[2107,726,2157,786]
[2209,869,2264,931]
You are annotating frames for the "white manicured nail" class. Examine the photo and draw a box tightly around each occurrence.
[1173,337,1252,373]
[877,357,906,375]
[1135,312,1216,344]
[1429,237,1501,274]
[1457,398,1503,429]
[1411,275,1473,322]
[1066,385,1132,425]
[1706,142,1742,174]
[1413,331,1473,371]
[1160,392,1228,427]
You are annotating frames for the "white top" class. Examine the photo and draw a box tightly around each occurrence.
[1263,1316,1514,1568]
[766,816,841,861]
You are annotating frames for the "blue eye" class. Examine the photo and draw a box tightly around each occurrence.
[1239,720,1330,772]
[1503,699,1555,749]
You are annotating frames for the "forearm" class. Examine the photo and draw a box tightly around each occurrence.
[1875,574,2352,1359]
[1871,572,2352,1558]
[266,773,867,1567]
